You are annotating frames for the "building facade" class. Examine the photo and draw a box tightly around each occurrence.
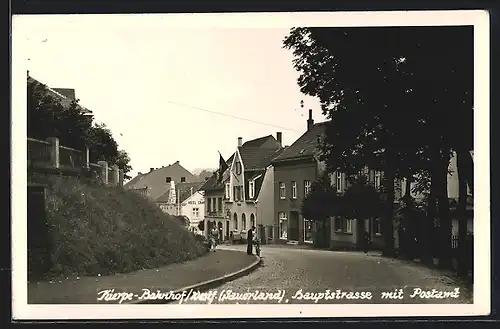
[272,110,401,249]
[125,161,197,202]
[225,134,284,243]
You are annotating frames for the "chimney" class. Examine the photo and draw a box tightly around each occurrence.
[138,172,142,175]
[149,167,154,173]
[307,109,314,131]
[276,132,282,147]
[238,137,243,147]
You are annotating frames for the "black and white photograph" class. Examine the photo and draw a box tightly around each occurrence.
[12,10,489,319]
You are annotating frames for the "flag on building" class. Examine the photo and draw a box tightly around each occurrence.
[217,151,229,182]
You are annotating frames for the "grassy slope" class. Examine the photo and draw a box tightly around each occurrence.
[30,174,208,280]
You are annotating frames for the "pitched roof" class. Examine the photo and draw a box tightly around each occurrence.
[200,152,235,192]
[27,75,92,114]
[156,181,204,203]
[176,182,205,203]
[242,135,280,148]
[155,188,173,203]
[272,122,327,163]
[125,162,197,200]
[124,173,145,188]
[239,146,285,171]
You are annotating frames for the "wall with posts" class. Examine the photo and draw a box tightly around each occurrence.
[27,137,124,186]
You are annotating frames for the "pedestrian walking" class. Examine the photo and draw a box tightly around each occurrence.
[363,229,371,254]
[253,230,261,257]
[210,226,219,252]
[247,226,255,255]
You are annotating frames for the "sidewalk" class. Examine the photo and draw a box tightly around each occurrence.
[28,249,259,304]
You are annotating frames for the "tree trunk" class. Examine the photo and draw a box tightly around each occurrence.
[436,150,452,269]
[421,172,436,266]
[405,174,411,197]
[456,149,469,278]
[382,170,395,257]
[402,172,414,260]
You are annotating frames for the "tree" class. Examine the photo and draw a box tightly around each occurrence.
[341,175,383,247]
[283,26,473,266]
[27,77,133,176]
[301,173,339,248]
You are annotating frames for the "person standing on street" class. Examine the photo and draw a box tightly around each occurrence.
[363,229,371,254]
[247,226,255,255]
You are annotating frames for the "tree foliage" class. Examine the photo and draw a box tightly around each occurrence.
[284,26,473,269]
[27,78,133,178]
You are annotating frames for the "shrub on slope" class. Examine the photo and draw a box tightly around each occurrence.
[30,174,208,280]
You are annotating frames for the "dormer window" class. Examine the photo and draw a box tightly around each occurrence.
[249,181,255,199]
[166,177,172,183]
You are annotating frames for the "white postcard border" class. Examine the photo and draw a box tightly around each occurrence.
[12,10,490,319]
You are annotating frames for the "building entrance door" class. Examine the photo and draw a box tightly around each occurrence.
[289,211,299,241]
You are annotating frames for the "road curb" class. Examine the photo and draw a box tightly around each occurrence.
[129,253,262,304]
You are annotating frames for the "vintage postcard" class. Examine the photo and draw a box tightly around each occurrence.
[12,10,490,320]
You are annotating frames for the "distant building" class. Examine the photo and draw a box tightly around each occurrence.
[155,181,205,227]
[125,161,197,201]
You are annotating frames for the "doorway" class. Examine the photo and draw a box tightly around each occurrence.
[289,211,299,241]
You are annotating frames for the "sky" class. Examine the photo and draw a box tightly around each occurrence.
[18,16,324,178]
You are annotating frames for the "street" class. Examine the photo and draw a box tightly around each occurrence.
[177,245,471,304]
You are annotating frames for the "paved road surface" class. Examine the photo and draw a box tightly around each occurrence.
[176,245,471,304]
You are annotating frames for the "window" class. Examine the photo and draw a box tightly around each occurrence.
[207,197,212,213]
[233,186,243,201]
[192,208,199,218]
[304,180,311,196]
[304,218,313,243]
[181,177,186,183]
[166,177,172,183]
[225,183,230,199]
[374,218,382,235]
[242,213,246,230]
[212,198,217,212]
[335,216,343,231]
[279,212,288,239]
[250,213,255,228]
[236,162,242,175]
[334,216,353,233]
[233,213,238,230]
[249,181,255,199]
[346,218,353,233]
[291,181,297,199]
[336,172,343,192]
[279,182,286,199]
[375,171,381,189]
[217,198,222,213]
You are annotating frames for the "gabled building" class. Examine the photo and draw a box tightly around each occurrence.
[155,180,205,229]
[272,110,400,249]
[124,161,197,201]
[271,110,327,245]
[226,133,285,243]
[199,154,234,241]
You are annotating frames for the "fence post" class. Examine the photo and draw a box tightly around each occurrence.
[97,161,108,185]
[119,169,124,187]
[46,137,60,169]
[84,146,90,169]
[112,165,119,186]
